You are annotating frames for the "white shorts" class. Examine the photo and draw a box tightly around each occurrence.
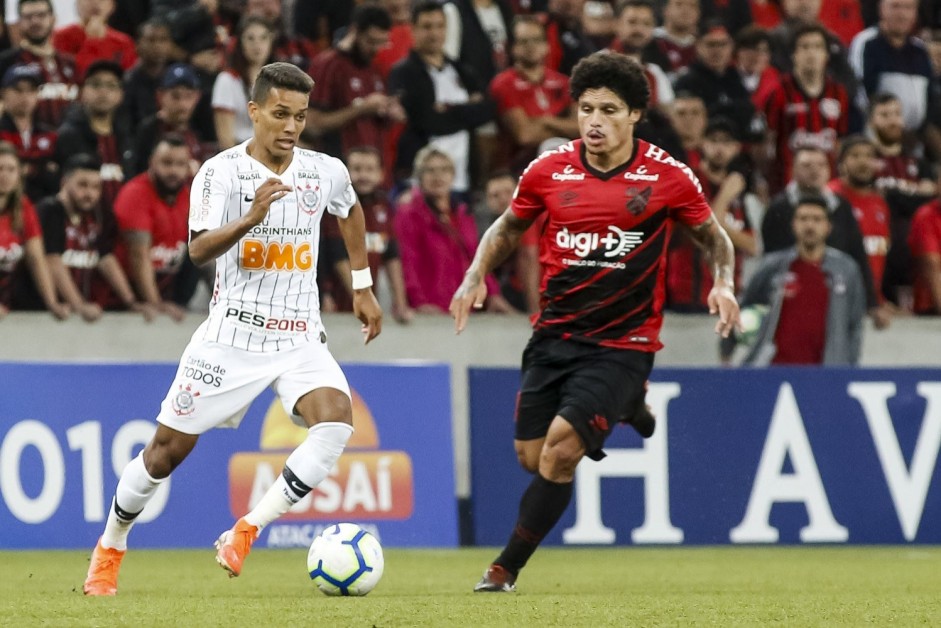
[156,323,350,435]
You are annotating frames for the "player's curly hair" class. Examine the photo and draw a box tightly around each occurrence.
[569,51,650,112]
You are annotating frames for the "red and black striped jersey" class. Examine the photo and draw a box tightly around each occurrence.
[0,49,78,128]
[764,73,848,192]
[511,139,712,351]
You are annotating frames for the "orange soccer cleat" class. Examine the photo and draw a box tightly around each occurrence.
[214,518,259,578]
[83,538,126,596]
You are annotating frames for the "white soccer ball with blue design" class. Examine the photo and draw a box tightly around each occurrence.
[307,523,384,596]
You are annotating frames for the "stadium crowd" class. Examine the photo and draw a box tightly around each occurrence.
[0,0,939,362]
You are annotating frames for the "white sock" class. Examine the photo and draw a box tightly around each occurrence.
[100,454,165,550]
[244,422,353,530]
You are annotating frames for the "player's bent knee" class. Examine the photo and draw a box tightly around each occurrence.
[539,441,583,480]
[294,387,353,428]
[142,425,199,479]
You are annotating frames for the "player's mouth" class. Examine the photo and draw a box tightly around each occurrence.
[585,130,605,145]
[276,138,295,149]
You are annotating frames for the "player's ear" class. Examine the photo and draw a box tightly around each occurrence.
[248,101,259,122]
[628,108,643,124]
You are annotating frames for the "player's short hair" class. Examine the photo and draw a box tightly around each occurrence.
[868,91,900,116]
[250,62,314,104]
[789,22,830,54]
[412,0,444,24]
[570,51,650,112]
[62,153,102,178]
[413,145,454,176]
[837,134,876,163]
[352,4,392,32]
[346,145,383,163]
[794,194,831,220]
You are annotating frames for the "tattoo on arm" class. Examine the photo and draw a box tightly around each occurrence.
[688,215,736,288]
[468,210,533,281]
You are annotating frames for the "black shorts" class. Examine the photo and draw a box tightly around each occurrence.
[515,335,654,461]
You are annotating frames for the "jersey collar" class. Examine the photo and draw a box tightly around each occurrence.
[579,139,639,181]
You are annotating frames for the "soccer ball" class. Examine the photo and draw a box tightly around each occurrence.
[307,523,384,596]
[737,304,769,347]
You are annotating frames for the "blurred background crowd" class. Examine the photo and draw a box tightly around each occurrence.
[0,0,939,347]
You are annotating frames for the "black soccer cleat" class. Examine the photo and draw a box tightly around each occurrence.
[621,394,656,438]
[474,564,517,593]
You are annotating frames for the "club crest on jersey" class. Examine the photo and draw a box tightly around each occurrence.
[298,181,322,215]
[626,186,653,215]
[172,384,200,416]
[819,98,842,121]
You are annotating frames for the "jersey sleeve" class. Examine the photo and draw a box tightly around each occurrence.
[189,158,232,234]
[326,159,357,219]
[667,166,713,227]
[510,160,547,221]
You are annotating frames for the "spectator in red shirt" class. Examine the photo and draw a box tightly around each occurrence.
[307,5,404,160]
[828,136,892,306]
[113,134,191,322]
[0,0,80,129]
[724,196,866,365]
[0,63,60,201]
[490,16,578,171]
[53,0,138,77]
[0,141,67,319]
[908,186,941,315]
[393,146,508,313]
[373,0,414,78]
[762,23,849,195]
[36,153,152,321]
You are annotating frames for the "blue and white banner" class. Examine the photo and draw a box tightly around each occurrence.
[469,368,941,545]
[0,362,456,549]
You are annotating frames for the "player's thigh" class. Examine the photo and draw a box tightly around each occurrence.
[274,341,352,428]
[515,357,567,470]
[557,350,654,460]
[539,416,587,481]
[156,339,274,435]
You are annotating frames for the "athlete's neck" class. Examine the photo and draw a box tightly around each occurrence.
[584,139,634,172]
[246,140,293,174]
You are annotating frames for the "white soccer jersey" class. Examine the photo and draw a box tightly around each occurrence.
[189,141,357,352]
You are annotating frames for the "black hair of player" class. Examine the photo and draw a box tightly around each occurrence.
[352,4,392,31]
[412,0,444,24]
[250,61,314,105]
[569,51,650,112]
[62,153,103,178]
[789,22,830,55]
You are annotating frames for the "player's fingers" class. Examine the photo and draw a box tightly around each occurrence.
[452,300,470,333]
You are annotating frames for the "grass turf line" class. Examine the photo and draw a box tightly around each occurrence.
[1,547,939,626]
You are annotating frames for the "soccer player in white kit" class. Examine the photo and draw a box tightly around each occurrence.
[83,62,384,596]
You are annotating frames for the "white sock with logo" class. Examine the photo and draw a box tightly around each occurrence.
[101,454,166,550]
[244,422,354,530]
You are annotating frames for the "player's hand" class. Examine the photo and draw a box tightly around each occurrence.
[248,178,292,226]
[449,272,488,334]
[353,289,382,345]
[708,284,741,338]
[78,302,103,323]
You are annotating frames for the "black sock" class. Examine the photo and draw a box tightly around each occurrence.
[495,474,573,575]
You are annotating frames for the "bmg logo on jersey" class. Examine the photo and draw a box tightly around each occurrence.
[240,238,313,271]
[556,226,644,258]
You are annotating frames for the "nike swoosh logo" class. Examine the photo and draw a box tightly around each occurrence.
[289,480,305,493]
[244,195,254,202]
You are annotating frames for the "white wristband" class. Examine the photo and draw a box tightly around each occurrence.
[351,267,373,290]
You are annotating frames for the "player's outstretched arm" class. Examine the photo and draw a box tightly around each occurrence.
[450,209,533,333]
[189,178,291,265]
[688,214,742,338]
[337,201,383,344]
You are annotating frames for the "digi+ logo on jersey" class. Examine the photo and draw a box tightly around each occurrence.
[240,239,313,271]
[556,226,643,258]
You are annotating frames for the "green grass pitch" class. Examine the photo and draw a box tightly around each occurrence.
[2,547,939,626]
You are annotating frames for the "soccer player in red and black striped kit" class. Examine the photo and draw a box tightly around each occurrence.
[451,52,741,592]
